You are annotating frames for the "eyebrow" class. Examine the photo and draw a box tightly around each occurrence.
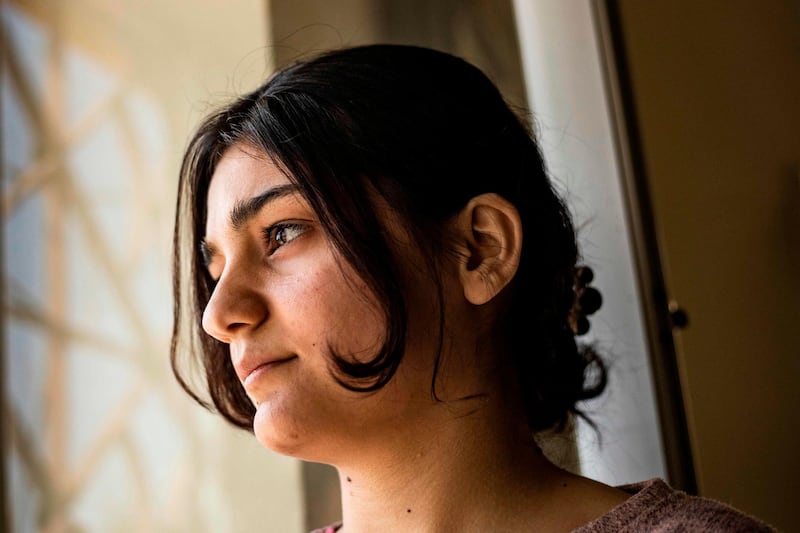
[200,184,302,267]
[229,184,300,230]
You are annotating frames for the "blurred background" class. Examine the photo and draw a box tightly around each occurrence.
[2,0,798,532]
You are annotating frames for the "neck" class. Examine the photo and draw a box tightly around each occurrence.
[332,396,566,533]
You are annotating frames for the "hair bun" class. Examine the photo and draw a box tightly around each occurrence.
[569,266,603,336]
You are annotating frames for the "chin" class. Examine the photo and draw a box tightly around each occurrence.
[253,399,350,465]
[252,400,307,456]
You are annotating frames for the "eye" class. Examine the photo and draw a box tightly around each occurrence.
[199,241,221,283]
[200,241,214,268]
[263,222,308,255]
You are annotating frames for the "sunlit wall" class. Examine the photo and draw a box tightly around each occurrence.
[2,1,304,532]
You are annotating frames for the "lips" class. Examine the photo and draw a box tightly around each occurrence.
[233,351,298,388]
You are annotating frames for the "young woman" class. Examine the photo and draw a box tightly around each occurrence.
[171,45,774,532]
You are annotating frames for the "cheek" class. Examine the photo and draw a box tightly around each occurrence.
[273,255,386,360]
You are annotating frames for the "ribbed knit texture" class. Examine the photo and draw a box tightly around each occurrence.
[574,478,775,532]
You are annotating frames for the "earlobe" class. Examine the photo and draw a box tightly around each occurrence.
[455,193,523,305]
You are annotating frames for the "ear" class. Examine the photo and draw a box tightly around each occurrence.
[452,193,522,305]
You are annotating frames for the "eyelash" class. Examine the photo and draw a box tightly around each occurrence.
[202,222,308,284]
[262,222,308,255]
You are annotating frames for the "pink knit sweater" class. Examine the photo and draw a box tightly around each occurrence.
[310,478,776,532]
[574,478,775,532]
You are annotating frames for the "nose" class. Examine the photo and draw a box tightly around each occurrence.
[202,269,267,343]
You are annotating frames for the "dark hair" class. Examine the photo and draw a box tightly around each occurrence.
[171,44,606,433]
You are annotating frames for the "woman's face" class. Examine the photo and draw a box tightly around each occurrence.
[201,144,448,461]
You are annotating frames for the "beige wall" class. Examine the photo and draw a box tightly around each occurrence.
[270,0,527,108]
[616,1,800,530]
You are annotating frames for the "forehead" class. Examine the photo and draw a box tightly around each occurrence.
[205,145,291,229]
[208,145,288,203]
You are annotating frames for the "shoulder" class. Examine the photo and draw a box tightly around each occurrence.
[574,478,776,533]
